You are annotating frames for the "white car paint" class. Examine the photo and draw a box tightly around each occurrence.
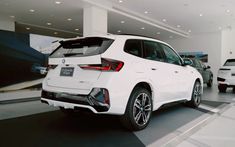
[41,35,203,115]
[218,59,235,86]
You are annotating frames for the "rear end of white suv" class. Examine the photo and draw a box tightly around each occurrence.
[41,36,128,114]
[41,35,203,130]
[217,59,235,92]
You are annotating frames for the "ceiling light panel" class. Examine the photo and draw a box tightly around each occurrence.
[29,9,35,12]
[55,1,62,4]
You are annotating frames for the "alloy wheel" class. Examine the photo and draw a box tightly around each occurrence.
[133,93,152,126]
[193,82,201,106]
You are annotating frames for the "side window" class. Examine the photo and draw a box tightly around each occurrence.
[143,40,164,62]
[199,60,205,68]
[124,40,142,57]
[160,44,182,65]
[192,59,197,67]
[194,59,202,68]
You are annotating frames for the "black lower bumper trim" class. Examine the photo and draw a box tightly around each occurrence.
[41,90,109,112]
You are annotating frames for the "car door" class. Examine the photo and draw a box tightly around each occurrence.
[194,59,203,75]
[142,40,174,104]
[159,43,193,100]
[199,60,210,83]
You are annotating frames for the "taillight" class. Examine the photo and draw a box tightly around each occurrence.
[217,77,225,82]
[79,58,124,72]
[47,65,57,71]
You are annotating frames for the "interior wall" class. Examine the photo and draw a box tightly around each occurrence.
[221,29,235,65]
[0,15,15,31]
[164,32,222,84]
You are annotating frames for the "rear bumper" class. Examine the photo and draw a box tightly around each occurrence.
[41,90,109,112]
[217,76,235,87]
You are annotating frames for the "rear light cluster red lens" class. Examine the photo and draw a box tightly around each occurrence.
[80,58,124,72]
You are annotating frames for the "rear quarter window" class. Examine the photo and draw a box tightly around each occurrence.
[224,59,235,66]
[124,39,142,57]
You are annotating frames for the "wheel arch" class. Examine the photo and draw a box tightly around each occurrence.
[195,77,203,94]
[128,81,154,104]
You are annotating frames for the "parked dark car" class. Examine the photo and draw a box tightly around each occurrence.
[190,58,213,87]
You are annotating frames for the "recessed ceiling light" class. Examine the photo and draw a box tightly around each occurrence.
[169,36,173,38]
[177,25,181,28]
[26,27,30,30]
[144,11,148,14]
[141,27,145,30]
[199,13,203,17]
[121,21,125,24]
[55,1,61,4]
[119,0,123,3]
[218,27,222,30]
[54,32,58,35]
[226,9,230,13]
[10,15,15,18]
[29,9,35,12]
[67,18,72,21]
[157,32,161,35]
[75,28,79,31]
[188,30,192,33]
[117,30,121,33]
[47,22,52,25]
[162,19,167,22]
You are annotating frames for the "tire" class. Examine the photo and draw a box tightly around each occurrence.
[207,76,213,87]
[120,87,153,131]
[187,81,202,108]
[218,84,227,93]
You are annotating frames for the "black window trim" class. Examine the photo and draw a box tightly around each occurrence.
[123,38,183,66]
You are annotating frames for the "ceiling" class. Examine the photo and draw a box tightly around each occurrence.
[0,0,235,40]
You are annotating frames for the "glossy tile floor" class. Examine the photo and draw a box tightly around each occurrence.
[0,85,234,147]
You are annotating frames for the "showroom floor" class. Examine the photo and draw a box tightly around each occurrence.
[0,85,234,147]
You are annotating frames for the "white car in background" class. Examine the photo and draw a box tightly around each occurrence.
[217,59,235,93]
[41,35,203,130]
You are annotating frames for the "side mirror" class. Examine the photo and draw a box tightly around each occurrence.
[183,58,193,66]
[203,65,210,70]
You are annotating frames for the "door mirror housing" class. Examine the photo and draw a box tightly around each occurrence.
[183,58,193,66]
[203,65,210,70]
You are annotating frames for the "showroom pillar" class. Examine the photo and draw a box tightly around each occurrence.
[83,6,107,36]
[0,16,15,32]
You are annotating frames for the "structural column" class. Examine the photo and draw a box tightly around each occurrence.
[0,15,15,32]
[83,6,107,37]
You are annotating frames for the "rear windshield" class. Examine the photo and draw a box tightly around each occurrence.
[50,37,114,58]
[224,59,235,66]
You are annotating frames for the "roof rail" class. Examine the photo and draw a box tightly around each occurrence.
[118,33,158,40]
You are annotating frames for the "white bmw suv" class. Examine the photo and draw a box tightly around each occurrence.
[41,35,203,130]
[217,59,235,93]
